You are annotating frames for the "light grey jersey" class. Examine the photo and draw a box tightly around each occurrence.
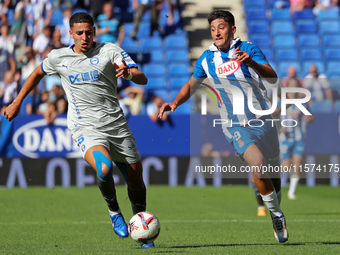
[42,42,137,137]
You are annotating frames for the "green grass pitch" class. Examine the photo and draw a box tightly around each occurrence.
[1,185,340,254]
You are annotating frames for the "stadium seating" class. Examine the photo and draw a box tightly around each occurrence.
[334,100,340,112]
[143,63,166,77]
[244,0,267,9]
[302,60,325,74]
[317,9,339,21]
[323,34,340,47]
[168,63,191,78]
[165,49,190,65]
[270,8,291,20]
[248,34,272,47]
[276,48,299,61]
[273,35,295,47]
[147,77,168,89]
[300,48,323,60]
[319,20,340,36]
[121,37,140,53]
[298,34,320,47]
[164,34,188,50]
[295,20,317,33]
[169,77,190,89]
[324,48,340,60]
[248,20,270,34]
[293,9,314,20]
[261,48,274,61]
[140,37,163,52]
[271,21,294,35]
[246,8,267,22]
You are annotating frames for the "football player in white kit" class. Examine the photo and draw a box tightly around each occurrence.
[5,12,154,248]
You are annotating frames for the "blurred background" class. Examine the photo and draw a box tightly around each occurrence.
[0,0,339,188]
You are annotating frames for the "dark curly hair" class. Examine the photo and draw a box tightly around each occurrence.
[69,12,94,28]
[207,10,235,26]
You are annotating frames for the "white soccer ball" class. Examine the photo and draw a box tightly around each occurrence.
[128,212,161,244]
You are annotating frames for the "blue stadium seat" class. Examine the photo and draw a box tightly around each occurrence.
[302,60,325,75]
[169,77,190,88]
[249,34,272,47]
[277,61,301,75]
[147,77,167,89]
[246,8,267,21]
[50,10,63,26]
[140,37,163,52]
[295,20,317,33]
[120,37,140,53]
[168,63,191,78]
[319,20,340,36]
[324,48,340,60]
[143,63,166,77]
[123,22,134,35]
[248,20,270,34]
[326,61,340,75]
[276,48,298,61]
[271,21,294,35]
[270,8,291,20]
[317,9,339,21]
[244,0,267,9]
[165,49,189,64]
[163,34,188,50]
[273,35,295,47]
[293,9,314,19]
[298,34,320,47]
[136,22,151,38]
[150,50,164,63]
[300,48,323,60]
[323,34,340,47]
[311,100,332,113]
[261,48,274,61]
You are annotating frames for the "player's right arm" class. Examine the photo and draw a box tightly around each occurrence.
[4,66,46,121]
[158,75,199,119]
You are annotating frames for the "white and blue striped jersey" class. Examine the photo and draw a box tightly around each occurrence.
[193,37,273,138]
[279,99,308,142]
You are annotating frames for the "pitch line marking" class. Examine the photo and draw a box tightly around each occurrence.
[1,219,340,225]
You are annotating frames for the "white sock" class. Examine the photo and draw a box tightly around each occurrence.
[288,175,300,196]
[277,190,282,205]
[109,208,121,216]
[261,190,283,217]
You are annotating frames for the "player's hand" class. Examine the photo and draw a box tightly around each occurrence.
[234,48,254,67]
[113,59,130,79]
[4,100,20,122]
[158,102,177,119]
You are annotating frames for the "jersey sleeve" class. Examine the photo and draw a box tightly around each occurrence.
[41,50,59,75]
[108,43,138,68]
[193,52,208,79]
[242,42,269,66]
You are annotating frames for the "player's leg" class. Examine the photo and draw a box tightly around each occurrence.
[288,154,303,199]
[115,160,146,215]
[84,145,128,238]
[243,145,288,243]
[130,4,149,39]
[250,177,266,216]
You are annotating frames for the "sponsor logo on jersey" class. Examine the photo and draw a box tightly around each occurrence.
[90,57,99,65]
[69,70,99,84]
[215,60,240,77]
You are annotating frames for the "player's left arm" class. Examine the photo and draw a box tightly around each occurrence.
[113,60,148,85]
[234,48,277,84]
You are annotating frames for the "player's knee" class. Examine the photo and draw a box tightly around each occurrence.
[93,151,113,181]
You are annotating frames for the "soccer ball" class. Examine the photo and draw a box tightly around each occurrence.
[128,212,161,244]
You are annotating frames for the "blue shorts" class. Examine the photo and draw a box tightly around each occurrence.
[225,120,280,165]
[280,139,305,161]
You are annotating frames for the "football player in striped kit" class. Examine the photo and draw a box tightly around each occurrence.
[159,10,288,243]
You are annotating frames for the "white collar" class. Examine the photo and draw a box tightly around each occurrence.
[209,37,241,52]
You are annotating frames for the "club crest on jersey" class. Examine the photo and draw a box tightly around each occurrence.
[90,57,99,65]
[215,60,240,77]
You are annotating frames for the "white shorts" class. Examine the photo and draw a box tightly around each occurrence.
[72,128,141,164]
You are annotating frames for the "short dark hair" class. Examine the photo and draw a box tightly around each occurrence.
[207,10,235,26]
[69,12,94,28]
